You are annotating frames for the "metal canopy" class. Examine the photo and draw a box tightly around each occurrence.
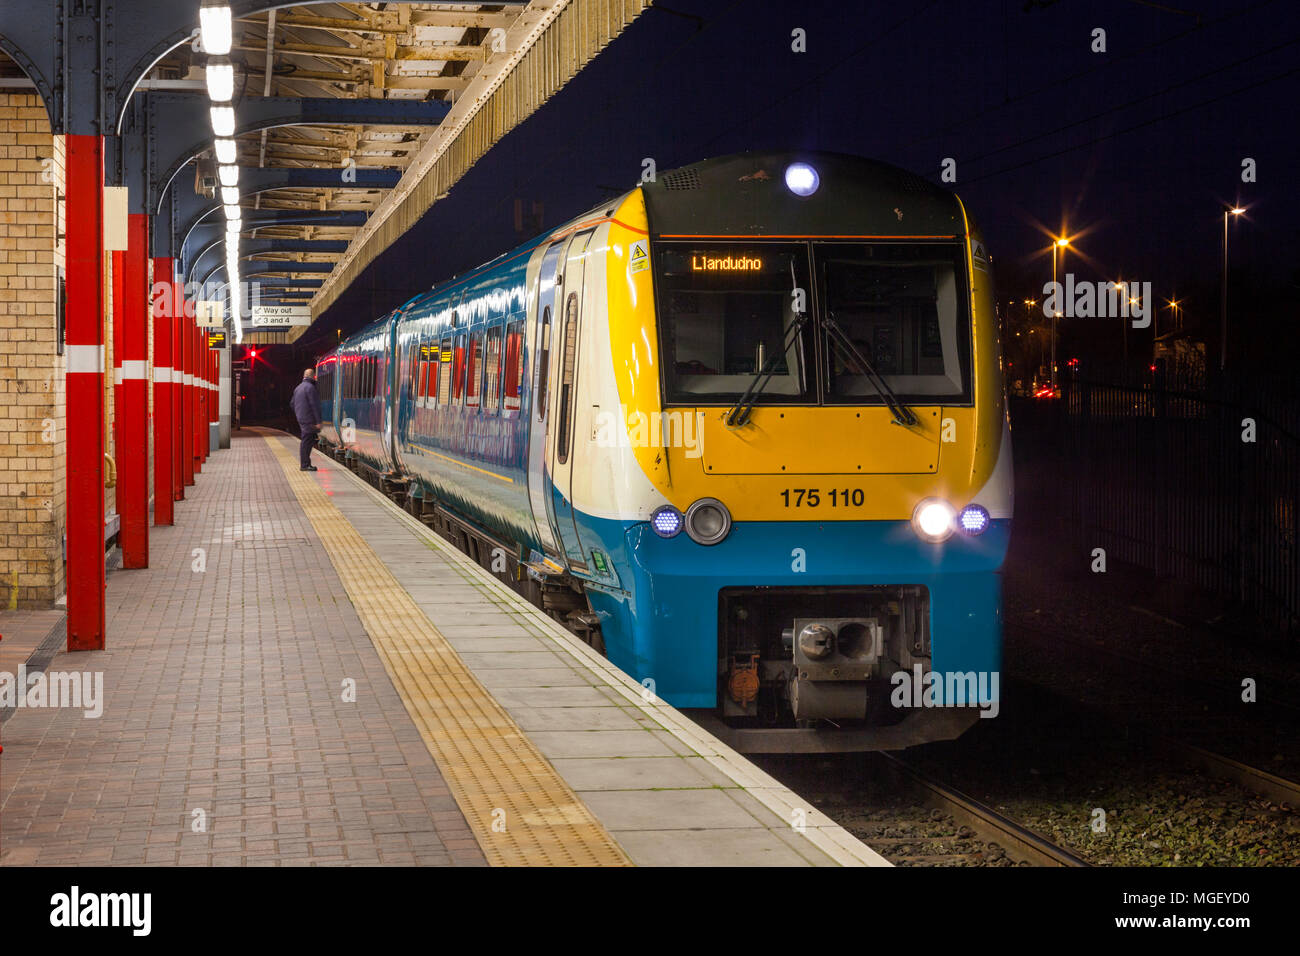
[0,0,653,345]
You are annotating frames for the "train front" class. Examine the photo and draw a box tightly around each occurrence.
[593,151,1012,751]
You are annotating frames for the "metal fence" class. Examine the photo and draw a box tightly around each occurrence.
[1010,371,1300,638]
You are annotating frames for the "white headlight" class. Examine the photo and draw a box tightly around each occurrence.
[685,498,731,546]
[912,498,955,542]
[784,162,819,197]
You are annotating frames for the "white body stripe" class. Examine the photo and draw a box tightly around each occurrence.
[153,366,173,384]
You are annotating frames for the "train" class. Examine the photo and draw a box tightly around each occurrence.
[315,151,1013,752]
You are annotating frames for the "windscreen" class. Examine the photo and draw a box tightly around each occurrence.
[817,242,971,403]
[654,243,812,404]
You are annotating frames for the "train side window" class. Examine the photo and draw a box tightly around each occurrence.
[452,334,467,404]
[556,293,580,464]
[438,338,453,405]
[466,331,483,408]
[407,343,417,404]
[483,325,503,412]
[434,343,444,408]
[536,306,551,422]
[503,320,523,411]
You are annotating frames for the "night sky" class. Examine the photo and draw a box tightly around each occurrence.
[287,0,1299,382]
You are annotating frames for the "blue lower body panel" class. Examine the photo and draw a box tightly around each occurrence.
[582,518,1009,708]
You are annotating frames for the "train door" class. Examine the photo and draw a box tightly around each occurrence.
[547,231,592,570]
[526,240,567,558]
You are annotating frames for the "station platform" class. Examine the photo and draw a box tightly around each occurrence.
[0,429,886,867]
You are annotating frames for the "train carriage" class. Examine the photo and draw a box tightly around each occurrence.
[318,151,1012,751]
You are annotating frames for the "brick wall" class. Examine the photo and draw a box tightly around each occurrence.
[0,93,69,607]
[0,92,158,608]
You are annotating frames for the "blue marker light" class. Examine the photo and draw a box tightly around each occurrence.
[957,504,990,535]
[651,505,684,538]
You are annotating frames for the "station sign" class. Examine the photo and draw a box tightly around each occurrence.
[251,305,311,327]
[207,330,227,349]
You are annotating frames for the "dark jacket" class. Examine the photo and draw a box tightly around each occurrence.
[292,378,321,428]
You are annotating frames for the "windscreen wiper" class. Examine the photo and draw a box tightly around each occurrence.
[823,311,918,427]
[726,260,810,427]
[724,310,810,427]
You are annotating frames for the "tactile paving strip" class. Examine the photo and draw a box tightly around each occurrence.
[263,434,630,866]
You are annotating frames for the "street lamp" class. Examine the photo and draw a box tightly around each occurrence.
[1221,206,1245,371]
[1051,237,1069,387]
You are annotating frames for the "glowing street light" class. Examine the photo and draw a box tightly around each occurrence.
[1050,236,1071,388]
[1221,205,1246,370]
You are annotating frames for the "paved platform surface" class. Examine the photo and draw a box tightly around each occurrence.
[0,429,886,867]
[1,433,484,866]
[0,610,64,687]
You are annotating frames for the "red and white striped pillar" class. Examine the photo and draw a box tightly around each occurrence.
[172,285,186,497]
[151,257,174,524]
[180,306,194,487]
[117,213,149,567]
[65,134,106,651]
[192,321,203,472]
[205,336,216,452]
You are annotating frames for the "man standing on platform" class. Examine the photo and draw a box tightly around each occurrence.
[292,367,322,472]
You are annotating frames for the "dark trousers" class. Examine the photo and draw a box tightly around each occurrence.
[299,424,316,468]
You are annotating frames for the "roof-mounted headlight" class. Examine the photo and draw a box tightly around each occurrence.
[784,162,820,197]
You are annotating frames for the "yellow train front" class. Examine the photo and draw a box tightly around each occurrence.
[592,152,1012,751]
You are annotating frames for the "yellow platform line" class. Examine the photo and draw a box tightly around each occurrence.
[263,434,630,866]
